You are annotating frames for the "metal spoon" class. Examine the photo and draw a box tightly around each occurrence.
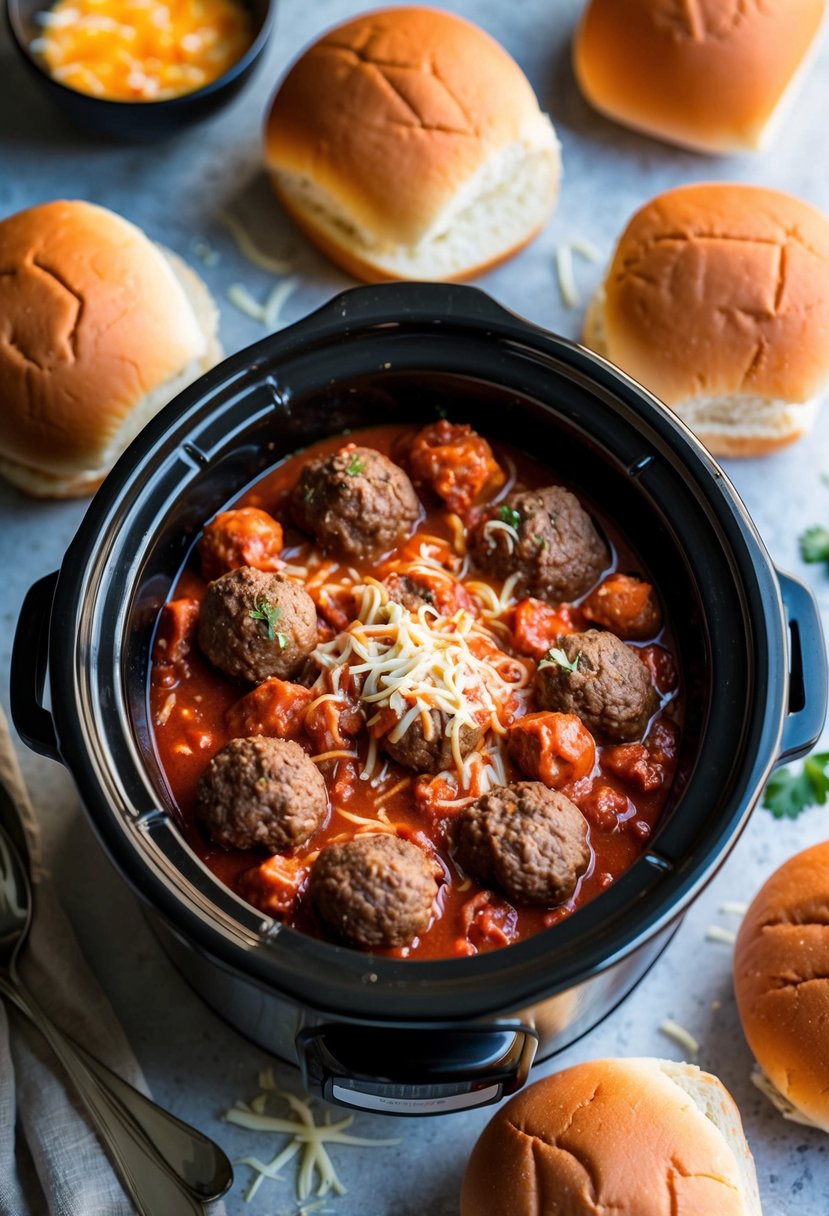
[0,812,233,1210]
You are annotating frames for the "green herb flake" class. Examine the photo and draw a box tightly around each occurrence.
[539,647,581,675]
[800,526,829,567]
[345,455,366,477]
[257,776,268,789]
[498,504,521,531]
[533,534,549,552]
[763,752,829,819]
[249,597,283,642]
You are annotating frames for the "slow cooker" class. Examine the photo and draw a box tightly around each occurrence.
[11,284,827,1116]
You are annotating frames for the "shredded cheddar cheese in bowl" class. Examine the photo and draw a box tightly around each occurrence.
[34,0,254,101]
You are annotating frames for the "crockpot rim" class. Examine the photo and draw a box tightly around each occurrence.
[46,283,788,1023]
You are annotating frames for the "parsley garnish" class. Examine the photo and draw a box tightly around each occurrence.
[539,647,581,674]
[800,526,829,569]
[345,455,366,476]
[533,534,549,552]
[498,504,521,531]
[249,598,287,647]
[763,752,829,819]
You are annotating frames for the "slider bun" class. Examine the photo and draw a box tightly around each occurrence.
[582,183,829,458]
[0,200,222,498]
[263,6,561,282]
[461,1058,762,1216]
[734,841,829,1132]
[573,0,825,154]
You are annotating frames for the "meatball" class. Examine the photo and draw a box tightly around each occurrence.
[198,567,317,683]
[469,487,608,603]
[384,710,483,774]
[309,834,438,949]
[454,782,590,906]
[291,444,420,558]
[535,630,659,742]
[196,736,328,852]
[198,507,284,582]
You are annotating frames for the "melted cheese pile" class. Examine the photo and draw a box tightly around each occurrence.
[34,0,253,101]
[310,580,529,781]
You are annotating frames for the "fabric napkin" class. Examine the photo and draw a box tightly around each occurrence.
[0,707,228,1216]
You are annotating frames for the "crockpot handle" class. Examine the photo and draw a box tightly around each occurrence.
[10,571,61,763]
[297,1022,537,1116]
[312,282,521,333]
[777,571,828,764]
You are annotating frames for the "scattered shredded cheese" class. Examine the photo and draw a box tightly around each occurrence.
[228,283,268,322]
[264,276,300,329]
[191,237,220,268]
[224,1071,400,1204]
[310,750,358,764]
[220,211,294,274]
[155,692,176,727]
[719,900,748,916]
[705,925,737,945]
[555,236,604,309]
[659,1018,699,1058]
[751,1065,821,1128]
[568,236,602,262]
[481,518,520,554]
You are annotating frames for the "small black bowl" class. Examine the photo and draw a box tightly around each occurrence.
[5,0,274,139]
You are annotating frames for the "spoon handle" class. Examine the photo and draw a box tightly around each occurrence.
[0,977,210,1215]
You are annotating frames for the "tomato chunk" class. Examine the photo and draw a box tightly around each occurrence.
[458,890,518,953]
[305,696,364,752]
[640,645,678,695]
[578,783,632,831]
[603,743,664,792]
[227,678,313,739]
[408,421,504,514]
[237,854,308,918]
[512,598,578,659]
[582,573,662,641]
[152,598,200,683]
[507,711,596,788]
[198,507,284,582]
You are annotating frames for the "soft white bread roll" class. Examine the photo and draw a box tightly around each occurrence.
[734,841,829,1133]
[263,6,561,283]
[461,1058,762,1216]
[0,200,222,498]
[573,0,825,154]
[582,183,829,457]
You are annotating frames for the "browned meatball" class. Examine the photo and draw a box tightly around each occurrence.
[196,736,328,852]
[198,567,317,683]
[468,487,608,603]
[454,782,590,906]
[384,711,483,774]
[309,834,438,949]
[291,445,420,558]
[535,630,659,742]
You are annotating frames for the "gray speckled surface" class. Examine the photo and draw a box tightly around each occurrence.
[2,2,829,1213]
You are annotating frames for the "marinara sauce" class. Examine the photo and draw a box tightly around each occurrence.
[149,423,682,960]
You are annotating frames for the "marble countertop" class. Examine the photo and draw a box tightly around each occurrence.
[2,2,829,1212]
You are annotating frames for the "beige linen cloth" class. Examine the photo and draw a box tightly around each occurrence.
[0,708,228,1215]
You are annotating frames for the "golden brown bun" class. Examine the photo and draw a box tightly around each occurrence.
[734,841,829,1132]
[263,6,561,282]
[581,183,829,458]
[573,0,825,154]
[0,200,222,499]
[461,1059,762,1216]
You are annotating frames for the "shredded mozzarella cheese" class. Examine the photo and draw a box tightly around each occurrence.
[705,925,737,945]
[659,1018,699,1058]
[220,212,294,274]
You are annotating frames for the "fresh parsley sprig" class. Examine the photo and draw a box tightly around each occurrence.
[498,504,521,531]
[345,454,366,476]
[539,647,581,674]
[763,752,829,819]
[800,526,829,569]
[249,598,288,648]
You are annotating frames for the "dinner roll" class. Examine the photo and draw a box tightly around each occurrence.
[573,0,825,154]
[583,183,829,457]
[0,200,222,498]
[263,7,561,282]
[461,1058,762,1216]
[734,841,829,1132]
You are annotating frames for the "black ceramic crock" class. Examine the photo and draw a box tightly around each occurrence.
[11,284,827,1116]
